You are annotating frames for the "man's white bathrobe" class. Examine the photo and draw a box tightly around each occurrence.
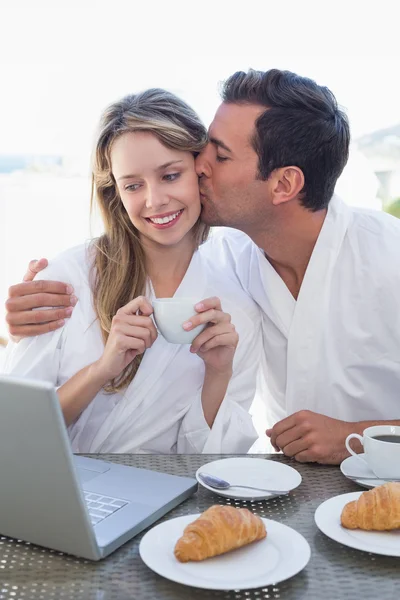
[3,238,262,454]
[208,195,400,426]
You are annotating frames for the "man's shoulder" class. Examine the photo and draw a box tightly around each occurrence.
[349,208,400,255]
[350,207,400,236]
[345,209,400,283]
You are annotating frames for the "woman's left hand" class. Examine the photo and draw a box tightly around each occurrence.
[183,297,239,373]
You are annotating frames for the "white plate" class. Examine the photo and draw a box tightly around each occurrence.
[340,454,386,488]
[195,457,301,500]
[315,492,400,557]
[139,514,311,590]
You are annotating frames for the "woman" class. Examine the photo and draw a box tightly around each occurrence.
[3,89,262,454]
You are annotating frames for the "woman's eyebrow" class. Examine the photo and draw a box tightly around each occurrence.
[117,160,184,181]
[156,160,184,171]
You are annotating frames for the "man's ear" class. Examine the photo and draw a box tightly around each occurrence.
[271,167,305,206]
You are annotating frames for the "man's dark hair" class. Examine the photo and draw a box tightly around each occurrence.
[221,69,350,211]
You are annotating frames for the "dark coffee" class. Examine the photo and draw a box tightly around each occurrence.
[372,435,400,444]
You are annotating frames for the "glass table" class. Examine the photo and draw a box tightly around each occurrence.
[0,454,398,600]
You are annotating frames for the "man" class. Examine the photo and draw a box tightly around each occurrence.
[5,69,400,464]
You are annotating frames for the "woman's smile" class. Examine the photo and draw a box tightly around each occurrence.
[145,208,184,229]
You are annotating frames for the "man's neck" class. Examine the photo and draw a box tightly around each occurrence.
[249,206,327,299]
[142,234,196,298]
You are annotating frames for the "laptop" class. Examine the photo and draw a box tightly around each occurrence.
[0,375,198,560]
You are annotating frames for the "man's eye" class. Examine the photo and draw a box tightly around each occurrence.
[163,173,180,182]
[216,155,228,163]
[125,183,141,192]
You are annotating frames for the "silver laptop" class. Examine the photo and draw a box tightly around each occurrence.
[0,375,198,560]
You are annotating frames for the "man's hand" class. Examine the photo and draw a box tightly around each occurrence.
[266,410,356,465]
[5,258,77,341]
[22,258,49,282]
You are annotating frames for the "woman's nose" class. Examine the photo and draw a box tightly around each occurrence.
[145,187,169,210]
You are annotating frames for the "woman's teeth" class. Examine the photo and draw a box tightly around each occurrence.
[148,210,182,224]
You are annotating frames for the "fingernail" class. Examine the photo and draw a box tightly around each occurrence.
[190,346,196,353]
[65,307,73,316]
[182,321,192,330]
[57,320,65,327]
[66,285,74,294]
[195,303,204,310]
[70,295,78,306]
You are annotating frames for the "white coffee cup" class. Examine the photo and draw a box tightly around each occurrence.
[345,425,400,479]
[152,298,206,345]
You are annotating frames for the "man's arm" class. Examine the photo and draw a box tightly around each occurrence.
[267,411,400,465]
[5,259,77,341]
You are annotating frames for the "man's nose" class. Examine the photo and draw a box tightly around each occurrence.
[195,150,211,179]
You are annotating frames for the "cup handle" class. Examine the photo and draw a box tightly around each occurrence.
[345,433,367,463]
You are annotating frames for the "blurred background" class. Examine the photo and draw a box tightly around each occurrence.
[1,0,400,349]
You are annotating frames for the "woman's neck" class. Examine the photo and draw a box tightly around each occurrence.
[142,234,197,298]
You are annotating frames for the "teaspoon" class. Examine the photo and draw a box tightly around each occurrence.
[198,472,289,495]
[346,474,400,482]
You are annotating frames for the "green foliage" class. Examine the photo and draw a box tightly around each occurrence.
[384,198,400,219]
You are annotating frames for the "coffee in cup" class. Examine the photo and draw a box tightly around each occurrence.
[345,425,400,479]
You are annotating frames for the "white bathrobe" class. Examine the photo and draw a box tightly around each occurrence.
[206,195,400,426]
[3,236,262,454]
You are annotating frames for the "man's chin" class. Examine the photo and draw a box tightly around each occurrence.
[200,204,221,227]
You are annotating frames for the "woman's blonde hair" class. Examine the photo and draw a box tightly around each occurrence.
[91,88,209,392]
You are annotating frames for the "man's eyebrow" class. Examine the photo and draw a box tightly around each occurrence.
[117,160,183,181]
[209,137,233,154]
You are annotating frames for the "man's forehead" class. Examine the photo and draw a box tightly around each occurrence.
[209,102,265,146]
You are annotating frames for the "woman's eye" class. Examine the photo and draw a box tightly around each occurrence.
[216,155,228,163]
[163,172,180,182]
[125,183,141,192]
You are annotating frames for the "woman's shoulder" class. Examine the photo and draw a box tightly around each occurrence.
[201,227,257,256]
[199,227,260,288]
[200,228,259,275]
[197,230,261,324]
[34,241,95,290]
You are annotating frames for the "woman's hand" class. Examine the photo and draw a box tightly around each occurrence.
[94,296,158,384]
[183,297,238,374]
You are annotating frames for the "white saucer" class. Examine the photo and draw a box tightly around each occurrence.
[340,454,387,488]
[315,492,400,557]
[139,514,311,590]
[195,457,301,500]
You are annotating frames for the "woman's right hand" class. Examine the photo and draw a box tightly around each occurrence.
[94,296,158,384]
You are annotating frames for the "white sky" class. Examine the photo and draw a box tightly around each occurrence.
[1,0,399,162]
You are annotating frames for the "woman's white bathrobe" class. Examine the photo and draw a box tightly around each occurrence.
[3,235,262,454]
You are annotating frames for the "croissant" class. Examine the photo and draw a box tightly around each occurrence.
[174,504,266,562]
[341,482,400,531]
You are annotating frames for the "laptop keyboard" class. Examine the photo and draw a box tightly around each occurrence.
[84,491,128,526]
